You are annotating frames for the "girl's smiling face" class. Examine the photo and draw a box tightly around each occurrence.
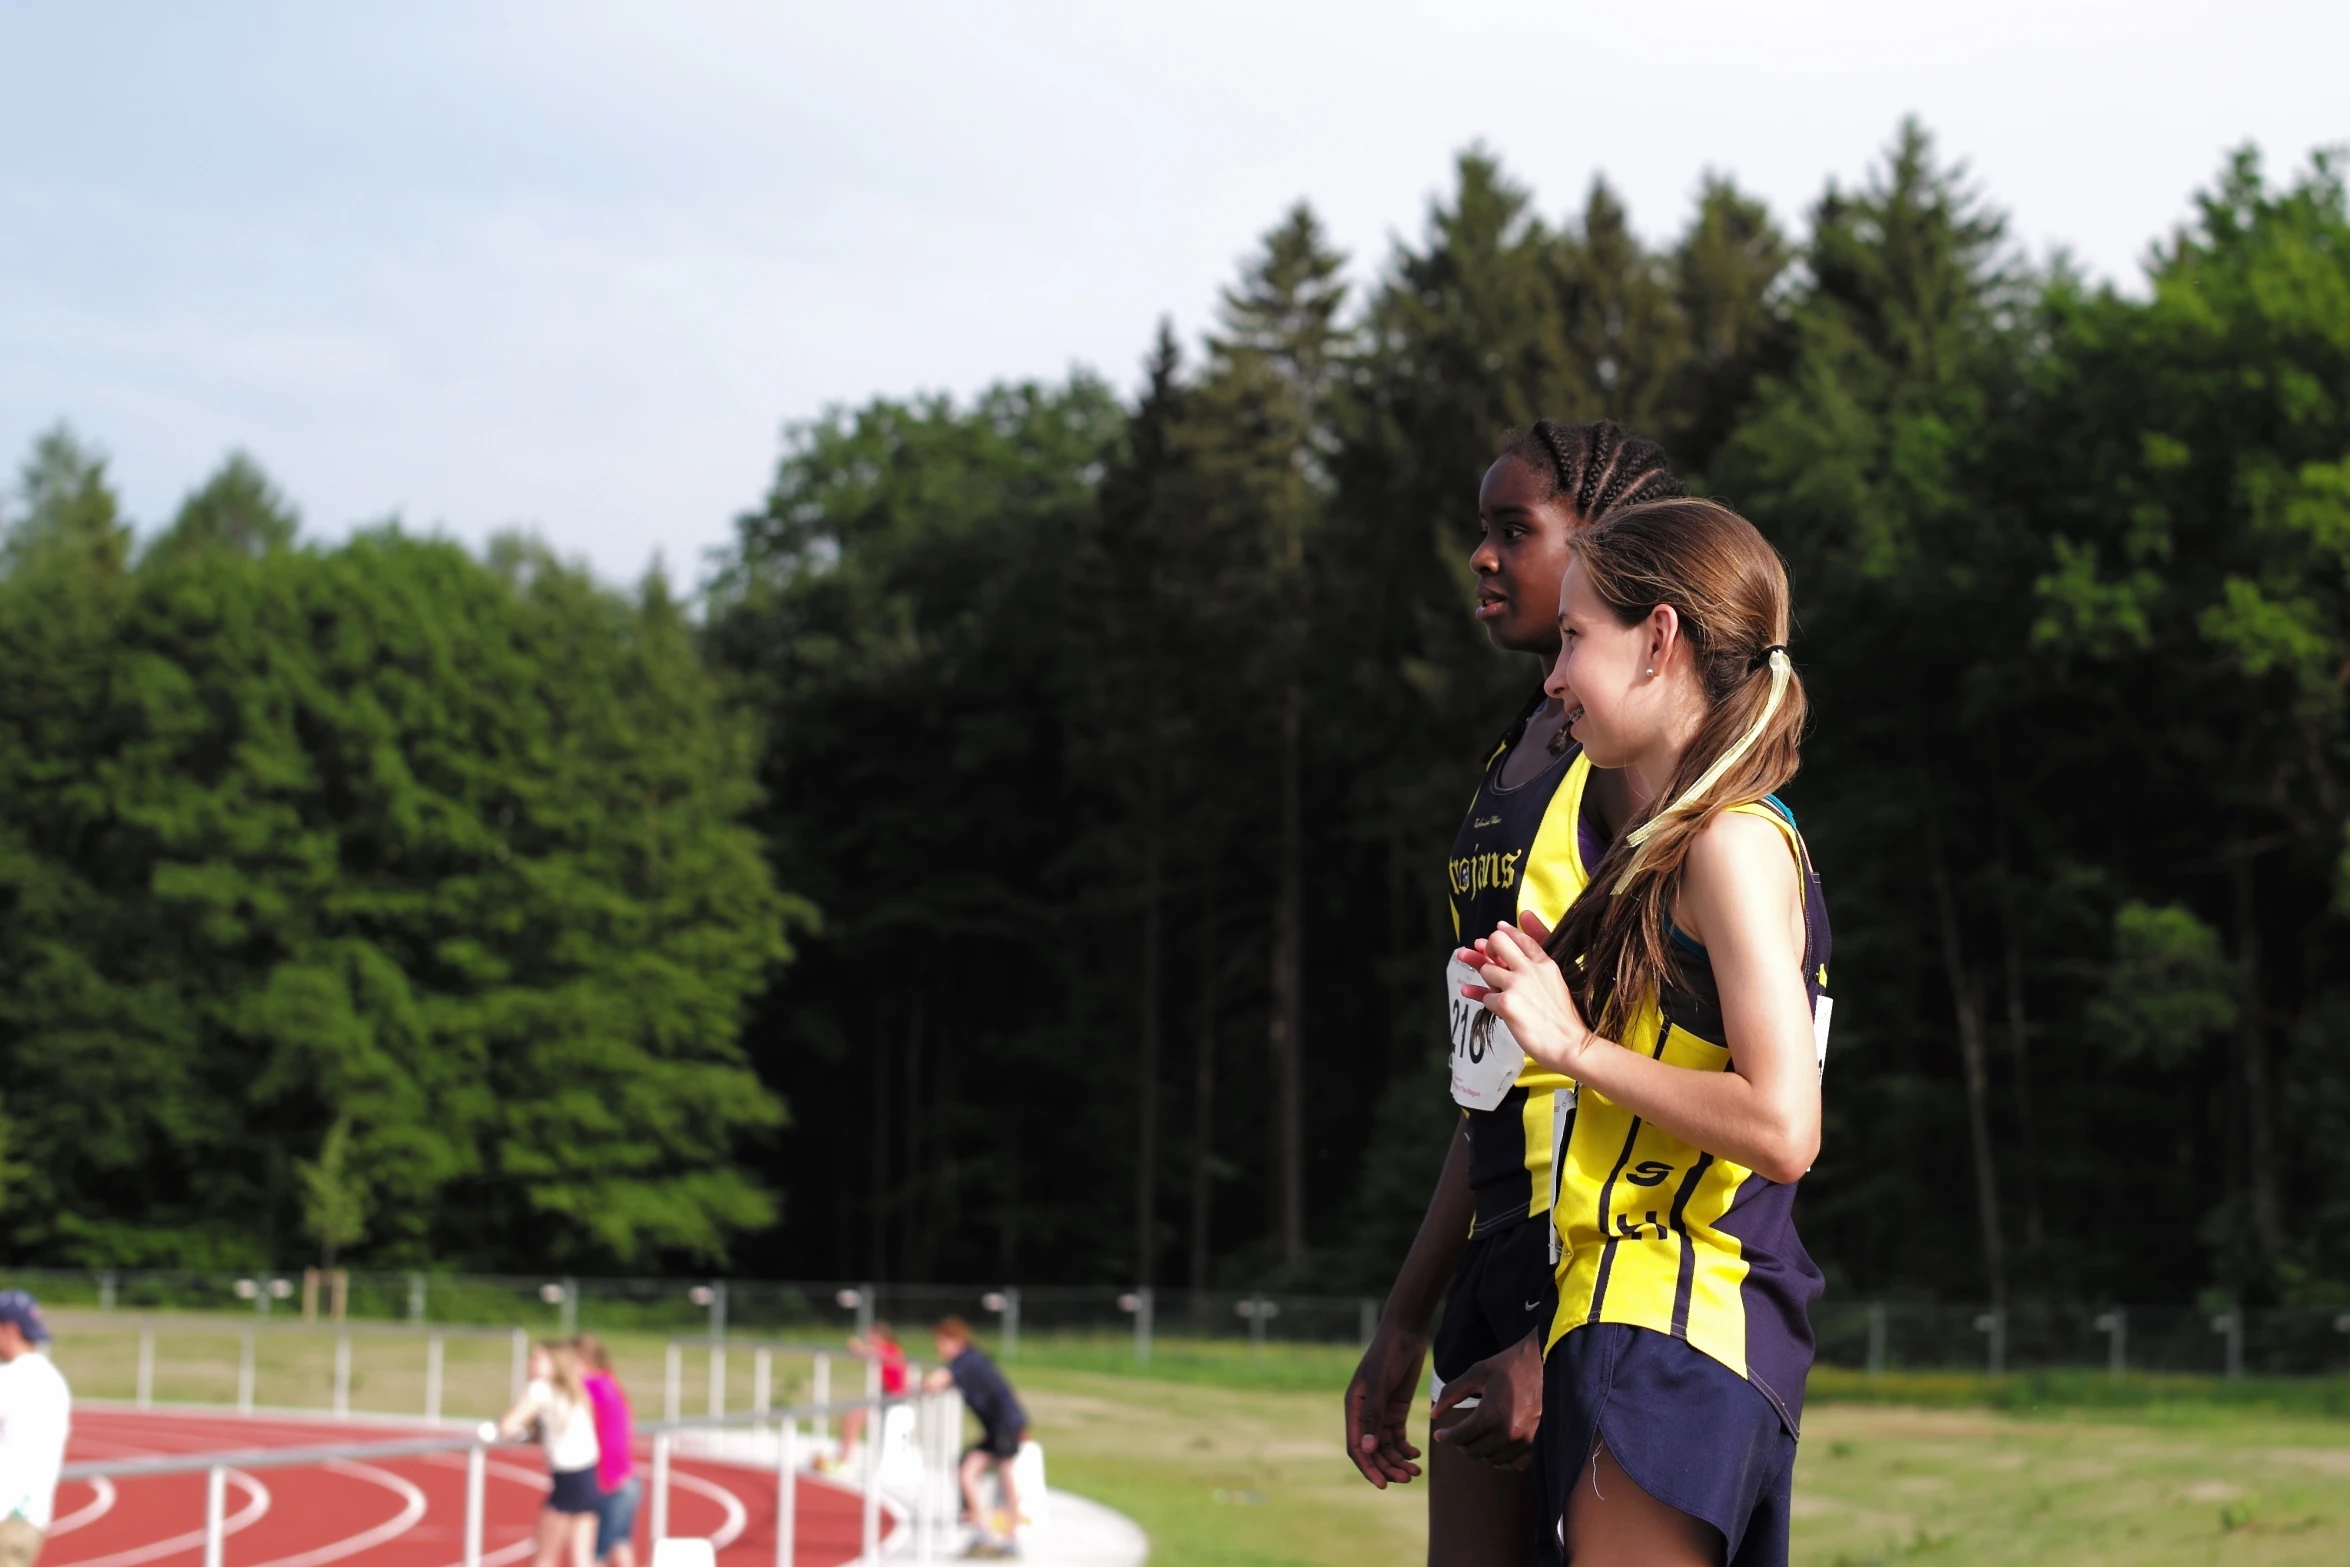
[1546,557,1665,770]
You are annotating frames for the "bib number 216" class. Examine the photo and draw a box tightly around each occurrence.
[1447,957,1524,1110]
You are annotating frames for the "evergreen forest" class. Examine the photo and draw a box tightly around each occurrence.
[7,123,2350,1313]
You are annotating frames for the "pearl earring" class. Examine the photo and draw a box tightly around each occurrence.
[1645,666,1654,676]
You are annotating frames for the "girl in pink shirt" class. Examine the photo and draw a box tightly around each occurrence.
[574,1335,639,1567]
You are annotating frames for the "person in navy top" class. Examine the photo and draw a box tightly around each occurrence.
[925,1317,1029,1556]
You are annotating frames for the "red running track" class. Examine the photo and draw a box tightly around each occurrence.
[49,1408,886,1567]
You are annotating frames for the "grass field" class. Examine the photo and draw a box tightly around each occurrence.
[39,1312,2350,1564]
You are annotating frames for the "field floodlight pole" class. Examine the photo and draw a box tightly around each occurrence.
[463,1442,486,1567]
[203,1463,227,1567]
[2094,1308,2126,1376]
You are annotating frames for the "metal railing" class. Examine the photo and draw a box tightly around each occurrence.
[60,1388,968,1567]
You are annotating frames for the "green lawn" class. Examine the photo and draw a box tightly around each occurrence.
[1010,1364,2350,1567]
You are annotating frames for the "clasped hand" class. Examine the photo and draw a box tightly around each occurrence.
[1455,911,1594,1078]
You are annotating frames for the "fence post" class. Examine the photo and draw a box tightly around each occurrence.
[665,1340,683,1422]
[136,1327,155,1408]
[464,1441,485,1567]
[1358,1297,1377,1348]
[754,1346,772,1418]
[1002,1287,1020,1361]
[1973,1307,2006,1377]
[1122,1286,1153,1366]
[99,1269,117,1311]
[2213,1308,2244,1379]
[1866,1303,1887,1376]
[774,1419,797,1567]
[813,1353,830,1449]
[510,1328,528,1404]
[203,1463,227,1567]
[333,1332,352,1418]
[561,1276,579,1335]
[710,1341,727,1418]
[426,1332,445,1422]
[860,1386,883,1564]
[237,1332,255,1414]
[650,1431,673,1542]
[2094,1307,2127,1376]
[408,1270,428,1325]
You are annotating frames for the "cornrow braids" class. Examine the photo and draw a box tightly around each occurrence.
[1503,419,1686,527]
[1491,419,1688,755]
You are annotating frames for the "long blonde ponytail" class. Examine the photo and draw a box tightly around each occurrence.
[1549,499,1807,1038]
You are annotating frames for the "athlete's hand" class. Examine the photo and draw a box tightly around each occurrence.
[1428,1330,1543,1470]
[1342,1326,1427,1488]
[1456,911,1593,1076]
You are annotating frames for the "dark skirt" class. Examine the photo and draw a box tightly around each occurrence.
[1535,1323,1797,1567]
[547,1465,603,1515]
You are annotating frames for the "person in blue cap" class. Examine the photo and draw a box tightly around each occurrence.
[0,1291,68,1567]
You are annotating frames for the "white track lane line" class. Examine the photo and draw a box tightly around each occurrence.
[58,1470,269,1567]
[669,1469,750,1550]
[244,1461,426,1567]
[420,1456,567,1567]
[48,1478,116,1537]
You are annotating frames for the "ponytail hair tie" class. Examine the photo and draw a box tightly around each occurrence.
[1612,645,1794,895]
[1751,644,1788,671]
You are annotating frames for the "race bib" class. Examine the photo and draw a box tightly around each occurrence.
[1812,994,1834,1076]
[1447,958,1525,1110]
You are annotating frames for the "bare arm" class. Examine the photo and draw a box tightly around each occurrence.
[1342,1120,1474,1487]
[1462,812,1819,1184]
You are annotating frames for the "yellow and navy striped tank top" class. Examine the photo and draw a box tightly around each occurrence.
[1446,727,1606,1234]
[1545,796,1832,1434]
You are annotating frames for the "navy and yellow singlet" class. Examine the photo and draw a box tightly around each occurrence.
[1445,724,1604,1235]
[1545,796,1833,1433]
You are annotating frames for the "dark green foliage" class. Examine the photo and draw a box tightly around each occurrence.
[0,452,794,1269]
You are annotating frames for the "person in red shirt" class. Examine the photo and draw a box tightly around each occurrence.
[835,1321,908,1464]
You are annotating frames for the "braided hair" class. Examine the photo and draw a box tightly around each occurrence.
[1490,421,1688,757]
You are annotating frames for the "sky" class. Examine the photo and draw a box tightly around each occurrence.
[2,1,2344,586]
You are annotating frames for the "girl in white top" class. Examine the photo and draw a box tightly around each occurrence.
[489,1340,602,1567]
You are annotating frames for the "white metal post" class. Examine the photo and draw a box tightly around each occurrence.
[203,1464,227,1567]
[813,1353,830,1448]
[860,1392,882,1563]
[333,1332,352,1418]
[237,1333,255,1414]
[136,1328,155,1408]
[710,1343,727,1418]
[510,1328,528,1403]
[665,1341,683,1422]
[426,1332,445,1422]
[774,1421,796,1567]
[650,1432,673,1541]
[754,1346,772,1420]
[464,1442,486,1567]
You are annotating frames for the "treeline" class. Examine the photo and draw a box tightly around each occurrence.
[7,123,2347,1308]
[0,441,799,1269]
[712,124,2350,1310]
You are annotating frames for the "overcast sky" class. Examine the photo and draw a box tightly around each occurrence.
[3,1,2344,585]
